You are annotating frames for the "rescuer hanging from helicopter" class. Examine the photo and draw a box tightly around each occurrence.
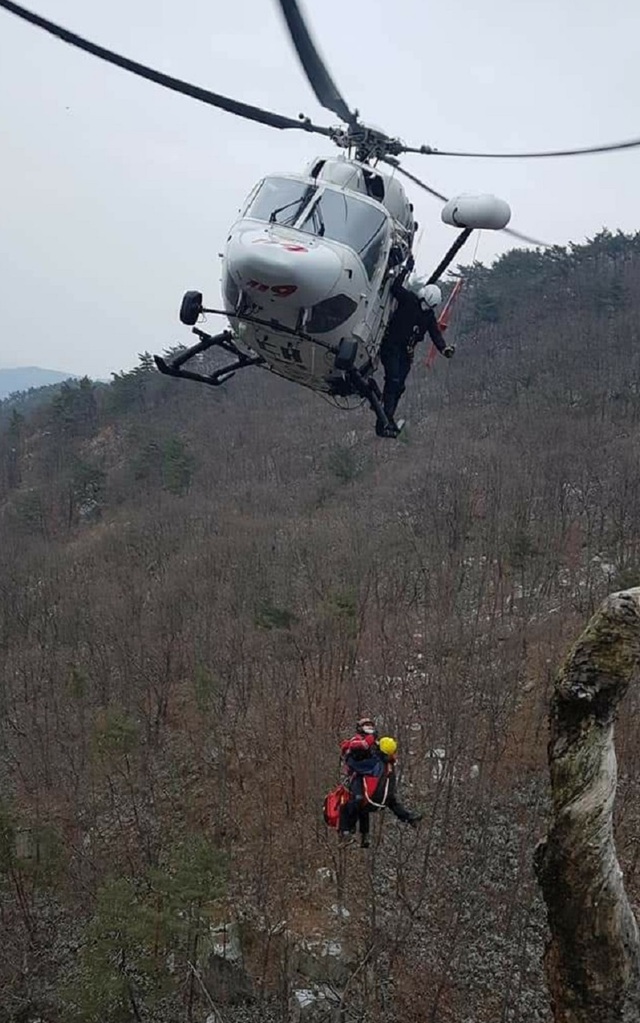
[334,719,423,847]
[377,274,455,438]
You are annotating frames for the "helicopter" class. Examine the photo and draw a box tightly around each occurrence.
[150,2,515,437]
[3,0,637,435]
[154,159,510,437]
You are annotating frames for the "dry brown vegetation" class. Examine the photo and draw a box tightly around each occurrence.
[1,230,640,1021]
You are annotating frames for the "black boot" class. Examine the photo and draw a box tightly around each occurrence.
[405,812,423,828]
[376,418,399,438]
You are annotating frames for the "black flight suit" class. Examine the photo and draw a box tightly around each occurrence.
[380,279,447,424]
[340,753,422,847]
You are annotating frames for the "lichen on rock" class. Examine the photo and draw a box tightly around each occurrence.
[535,588,640,1023]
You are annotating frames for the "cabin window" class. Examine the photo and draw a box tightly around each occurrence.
[360,225,387,279]
[244,176,315,226]
[307,294,358,334]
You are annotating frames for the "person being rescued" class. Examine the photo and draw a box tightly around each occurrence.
[338,717,423,848]
[377,274,455,438]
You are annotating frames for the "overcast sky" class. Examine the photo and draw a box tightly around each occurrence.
[1,0,639,377]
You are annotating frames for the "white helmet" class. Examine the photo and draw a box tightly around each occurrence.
[406,275,442,310]
[420,284,442,310]
[406,273,427,295]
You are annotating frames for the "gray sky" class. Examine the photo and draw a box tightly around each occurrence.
[1,0,639,377]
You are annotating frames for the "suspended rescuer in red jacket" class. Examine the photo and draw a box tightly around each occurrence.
[338,723,423,848]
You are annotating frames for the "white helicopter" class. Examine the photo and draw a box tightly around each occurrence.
[1,0,547,435]
[156,158,510,436]
[151,1,517,436]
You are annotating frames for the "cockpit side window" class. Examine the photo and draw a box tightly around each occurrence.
[299,189,388,278]
[363,170,385,201]
[244,177,315,226]
[360,224,388,279]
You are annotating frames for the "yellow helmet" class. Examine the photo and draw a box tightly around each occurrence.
[379,736,397,756]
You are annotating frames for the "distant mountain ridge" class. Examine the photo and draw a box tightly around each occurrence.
[0,366,76,399]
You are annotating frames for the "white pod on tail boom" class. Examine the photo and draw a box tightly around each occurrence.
[442,194,511,231]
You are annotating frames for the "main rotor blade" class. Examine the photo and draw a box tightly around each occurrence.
[0,0,333,135]
[415,137,640,160]
[276,0,356,125]
[382,160,449,203]
[386,160,549,248]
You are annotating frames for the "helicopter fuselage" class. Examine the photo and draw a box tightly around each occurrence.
[219,157,416,394]
[156,157,511,433]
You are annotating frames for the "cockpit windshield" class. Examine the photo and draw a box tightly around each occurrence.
[244,178,389,278]
[300,189,388,277]
[245,176,316,227]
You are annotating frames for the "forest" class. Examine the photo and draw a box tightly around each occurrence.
[1,229,640,1022]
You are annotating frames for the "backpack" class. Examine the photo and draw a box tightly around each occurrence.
[362,773,390,808]
[323,784,349,829]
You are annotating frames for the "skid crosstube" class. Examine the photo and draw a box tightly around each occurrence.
[153,327,264,387]
[154,312,401,435]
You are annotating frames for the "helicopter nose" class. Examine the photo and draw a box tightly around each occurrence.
[227,225,343,307]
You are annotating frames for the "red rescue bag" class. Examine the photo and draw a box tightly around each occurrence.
[362,774,389,807]
[323,784,349,829]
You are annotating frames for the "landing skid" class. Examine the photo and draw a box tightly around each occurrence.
[154,327,264,387]
[155,305,402,437]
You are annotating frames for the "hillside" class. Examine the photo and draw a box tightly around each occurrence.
[1,230,640,1023]
[0,366,76,399]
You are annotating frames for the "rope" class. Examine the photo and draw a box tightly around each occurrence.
[472,230,482,264]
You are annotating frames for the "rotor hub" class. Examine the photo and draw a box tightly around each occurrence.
[329,121,436,162]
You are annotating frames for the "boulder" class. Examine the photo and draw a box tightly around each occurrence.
[202,922,255,1005]
[296,938,351,987]
[290,985,341,1022]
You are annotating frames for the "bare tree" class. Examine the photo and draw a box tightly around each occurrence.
[535,587,640,1022]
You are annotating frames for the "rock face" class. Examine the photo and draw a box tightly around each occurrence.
[203,922,255,1005]
[296,938,350,987]
[202,912,353,1017]
[535,588,640,1023]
